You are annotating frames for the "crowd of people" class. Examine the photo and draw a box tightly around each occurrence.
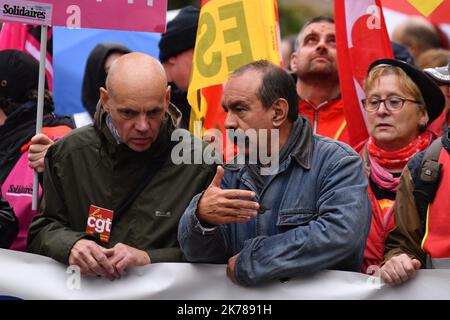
[0,6,449,289]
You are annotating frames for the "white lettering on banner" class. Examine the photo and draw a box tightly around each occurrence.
[366,265,382,289]
[366,4,381,30]
[66,5,80,28]
[66,265,81,290]
[1,249,450,299]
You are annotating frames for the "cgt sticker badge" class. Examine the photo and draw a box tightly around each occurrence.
[86,205,114,243]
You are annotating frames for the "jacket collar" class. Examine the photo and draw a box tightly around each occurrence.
[289,116,313,170]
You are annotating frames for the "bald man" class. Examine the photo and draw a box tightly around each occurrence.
[28,53,216,279]
[391,17,440,60]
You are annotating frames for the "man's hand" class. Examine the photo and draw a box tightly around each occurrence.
[197,166,259,226]
[381,253,421,285]
[103,243,151,278]
[226,254,240,285]
[28,134,54,173]
[69,239,117,279]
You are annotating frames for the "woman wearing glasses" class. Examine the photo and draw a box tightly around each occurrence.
[359,58,445,273]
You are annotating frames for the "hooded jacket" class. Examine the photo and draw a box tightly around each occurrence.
[0,100,73,184]
[81,43,131,118]
[0,193,18,249]
[28,103,216,264]
[0,100,73,251]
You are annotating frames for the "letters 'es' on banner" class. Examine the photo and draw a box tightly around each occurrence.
[187,0,281,139]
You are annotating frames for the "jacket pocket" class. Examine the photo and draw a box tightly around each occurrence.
[276,208,317,231]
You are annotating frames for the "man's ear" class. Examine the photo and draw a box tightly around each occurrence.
[165,85,171,109]
[419,108,429,128]
[99,87,110,112]
[408,40,419,60]
[167,56,177,66]
[272,98,289,127]
[290,51,298,72]
[166,85,171,102]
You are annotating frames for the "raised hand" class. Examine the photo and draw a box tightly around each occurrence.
[197,166,259,226]
[28,133,54,173]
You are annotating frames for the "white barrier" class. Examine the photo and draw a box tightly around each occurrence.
[1,249,450,300]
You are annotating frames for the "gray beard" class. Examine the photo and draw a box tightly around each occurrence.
[298,68,339,86]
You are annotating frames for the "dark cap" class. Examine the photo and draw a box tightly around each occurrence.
[158,6,200,63]
[423,62,450,86]
[391,41,415,66]
[0,49,41,105]
[368,58,445,124]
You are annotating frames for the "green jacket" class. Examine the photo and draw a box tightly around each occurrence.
[28,105,216,264]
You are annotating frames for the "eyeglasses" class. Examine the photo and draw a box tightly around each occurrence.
[361,97,421,113]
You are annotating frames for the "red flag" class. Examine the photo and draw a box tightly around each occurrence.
[0,23,53,91]
[335,0,394,147]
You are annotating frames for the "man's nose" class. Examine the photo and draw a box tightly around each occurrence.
[135,114,150,132]
[315,38,328,52]
[224,112,237,129]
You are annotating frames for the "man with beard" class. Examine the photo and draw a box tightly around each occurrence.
[178,60,371,286]
[290,16,350,145]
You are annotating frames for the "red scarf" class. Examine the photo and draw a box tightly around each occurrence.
[367,131,434,171]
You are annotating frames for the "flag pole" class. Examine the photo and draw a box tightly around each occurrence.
[32,25,48,211]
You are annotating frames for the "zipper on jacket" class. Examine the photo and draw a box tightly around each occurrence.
[313,109,318,134]
[304,99,329,135]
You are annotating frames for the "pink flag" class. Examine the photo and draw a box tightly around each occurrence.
[0,23,53,91]
[335,0,393,147]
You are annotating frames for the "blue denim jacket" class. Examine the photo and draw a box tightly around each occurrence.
[178,118,371,286]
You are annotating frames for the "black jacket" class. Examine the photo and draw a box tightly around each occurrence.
[0,100,74,185]
[0,193,18,249]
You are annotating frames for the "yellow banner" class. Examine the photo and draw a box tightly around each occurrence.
[187,0,281,134]
[407,0,444,17]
